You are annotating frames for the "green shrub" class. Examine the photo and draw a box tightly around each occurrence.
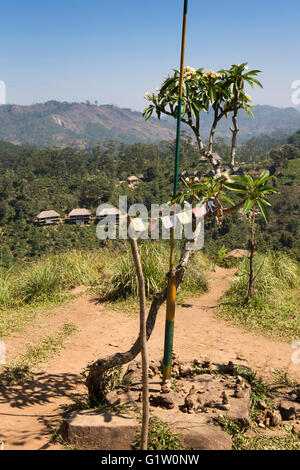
[233,252,298,302]
[104,242,209,301]
[20,261,61,303]
[219,252,300,340]
[106,243,168,300]
[132,417,184,450]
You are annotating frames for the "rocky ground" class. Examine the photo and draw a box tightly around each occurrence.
[0,267,299,450]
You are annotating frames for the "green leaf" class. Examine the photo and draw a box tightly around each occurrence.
[258,196,272,207]
[258,186,278,194]
[255,170,270,186]
[257,199,269,223]
[224,182,248,192]
[220,194,235,206]
[243,198,255,214]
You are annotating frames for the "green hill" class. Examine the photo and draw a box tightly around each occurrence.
[0,101,300,148]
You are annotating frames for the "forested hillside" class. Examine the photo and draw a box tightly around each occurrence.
[0,131,299,266]
[0,101,300,148]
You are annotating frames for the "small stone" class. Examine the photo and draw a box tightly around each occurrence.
[258,422,265,429]
[279,403,297,421]
[150,392,175,410]
[219,403,231,411]
[206,400,216,409]
[227,361,238,376]
[184,385,198,412]
[292,424,300,436]
[179,363,192,377]
[161,383,172,394]
[174,380,184,393]
[221,391,230,405]
[234,386,246,399]
[258,400,268,411]
[136,393,142,403]
[265,417,271,427]
[269,410,282,427]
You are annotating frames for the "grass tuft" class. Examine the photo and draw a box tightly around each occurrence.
[0,322,77,385]
[219,252,300,341]
[132,416,185,450]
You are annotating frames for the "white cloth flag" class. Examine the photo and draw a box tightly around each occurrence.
[176,210,193,225]
[193,204,207,219]
[161,215,174,229]
[130,218,146,232]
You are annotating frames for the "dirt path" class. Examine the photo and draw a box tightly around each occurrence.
[0,267,299,450]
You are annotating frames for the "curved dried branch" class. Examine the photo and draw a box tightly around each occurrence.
[86,241,192,402]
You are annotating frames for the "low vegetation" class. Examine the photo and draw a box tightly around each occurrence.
[1,323,77,385]
[132,416,184,451]
[215,416,300,450]
[103,242,209,301]
[215,368,300,450]
[0,243,210,340]
[219,252,300,341]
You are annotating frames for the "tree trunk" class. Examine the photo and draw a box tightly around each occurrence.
[230,109,239,169]
[246,212,256,302]
[128,237,149,450]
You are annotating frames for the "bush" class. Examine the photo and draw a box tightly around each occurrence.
[219,252,300,340]
[0,249,106,308]
[105,243,168,300]
[234,251,298,301]
[104,242,209,301]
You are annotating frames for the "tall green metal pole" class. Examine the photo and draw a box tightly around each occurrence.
[162,0,189,383]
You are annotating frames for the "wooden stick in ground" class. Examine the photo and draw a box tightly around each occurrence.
[128,236,149,450]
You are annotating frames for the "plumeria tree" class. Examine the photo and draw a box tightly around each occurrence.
[143,63,262,173]
[86,65,275,442]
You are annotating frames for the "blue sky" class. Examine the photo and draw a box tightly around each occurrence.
[1,0,300,110]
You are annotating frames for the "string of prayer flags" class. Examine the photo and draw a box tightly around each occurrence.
[170,214,178,228]
[193,204,207,219]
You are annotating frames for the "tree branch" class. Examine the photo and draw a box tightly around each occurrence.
[230,103,240,169]
[86,240,193,402]
[129,237,149,450]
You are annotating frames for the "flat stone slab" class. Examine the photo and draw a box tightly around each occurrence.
[170,418,232,450]
[64,410,140,450]
[107,372,251,429]
[64,409,231,451]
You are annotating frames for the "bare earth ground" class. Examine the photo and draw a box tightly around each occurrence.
[0,266,299,450]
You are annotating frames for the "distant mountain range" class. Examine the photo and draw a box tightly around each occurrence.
[0,101,300,148]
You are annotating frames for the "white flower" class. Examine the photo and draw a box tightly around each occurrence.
[185,66,195,73]
[244,66,249,70]
[204,70,219,79]
[144,92,151,100]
